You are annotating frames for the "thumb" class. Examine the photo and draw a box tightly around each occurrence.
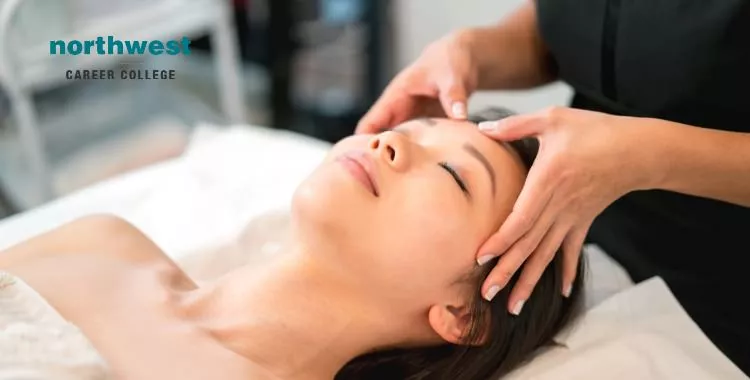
[438,80,469,120]
[477,114,544,141]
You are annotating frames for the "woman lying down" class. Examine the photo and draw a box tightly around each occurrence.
[0,116,585,380]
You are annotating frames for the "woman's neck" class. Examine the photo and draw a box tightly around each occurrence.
[179,246,396,380]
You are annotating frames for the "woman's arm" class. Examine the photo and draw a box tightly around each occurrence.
[640,119,750,207]
[465,0,557,90]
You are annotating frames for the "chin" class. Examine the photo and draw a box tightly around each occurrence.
[290,179,376,271]
[290,167,363,240]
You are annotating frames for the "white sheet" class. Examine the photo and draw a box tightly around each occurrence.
[0,124,745,379]
[511,276,747,379]
[0,124,332,257]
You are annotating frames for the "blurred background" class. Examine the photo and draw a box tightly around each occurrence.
[0,0,571,219]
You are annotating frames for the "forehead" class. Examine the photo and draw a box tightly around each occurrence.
[397,118,478,139]
[398,118,513,157]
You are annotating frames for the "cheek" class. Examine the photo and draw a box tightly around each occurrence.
[369,184,479,294]
[399,197,471,255]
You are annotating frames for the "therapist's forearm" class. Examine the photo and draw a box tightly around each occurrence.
[464,0,557,90]
[640,119,750,207]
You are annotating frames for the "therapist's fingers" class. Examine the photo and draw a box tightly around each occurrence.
[356,91,415,134]
[560,224,589,297]
[357,64,440,134]
[506,222,569,315]
[477,111,549,141]
[437,77,469,120]
[481,193,559,301]
[356,94,399,134]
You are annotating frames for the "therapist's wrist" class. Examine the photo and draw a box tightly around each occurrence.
[458,27,502,87]
[446,28,485,79]
[621,117,675,192]
[463,28,556,90]
[453,27,514,89]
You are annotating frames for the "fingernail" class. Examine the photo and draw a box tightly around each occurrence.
[563,284,573,298]
[484,285,500,302]
[452,102,467,118]
[477,121,497,132]
[511,300,525,316]
[477,254,495,266]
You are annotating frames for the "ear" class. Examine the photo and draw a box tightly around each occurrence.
[428,303,482,346]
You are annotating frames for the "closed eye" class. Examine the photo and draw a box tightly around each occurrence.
[439,162,470,198]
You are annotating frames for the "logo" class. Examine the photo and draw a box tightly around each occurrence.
[51,36,192,80]
[50,36,191,56]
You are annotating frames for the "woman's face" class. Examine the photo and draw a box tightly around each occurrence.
[292,118,527,308]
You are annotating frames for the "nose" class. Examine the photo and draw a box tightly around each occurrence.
[368,131,409,171]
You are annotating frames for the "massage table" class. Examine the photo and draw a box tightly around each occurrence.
[0,123,745,379]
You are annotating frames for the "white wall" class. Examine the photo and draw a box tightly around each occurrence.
[393,0,572,114]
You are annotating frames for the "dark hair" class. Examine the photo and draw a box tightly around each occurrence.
[335,108,585,380]
[467,107,540,169]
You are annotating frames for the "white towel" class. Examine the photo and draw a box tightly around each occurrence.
[0,271,110,380]
[506,276,748,380]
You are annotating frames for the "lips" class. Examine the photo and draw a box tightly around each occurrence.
[336,151,379,197]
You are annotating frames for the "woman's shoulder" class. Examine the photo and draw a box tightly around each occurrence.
[0,214,196,318]
[1,214,177,272]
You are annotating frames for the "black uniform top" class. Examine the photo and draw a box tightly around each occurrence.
[536,0,750,374]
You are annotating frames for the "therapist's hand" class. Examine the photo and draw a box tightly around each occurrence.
[475,107,654,314]
[355,30,479,134]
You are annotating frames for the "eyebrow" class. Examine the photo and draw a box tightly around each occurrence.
[393,121,497,197]
[463,143,496,197]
